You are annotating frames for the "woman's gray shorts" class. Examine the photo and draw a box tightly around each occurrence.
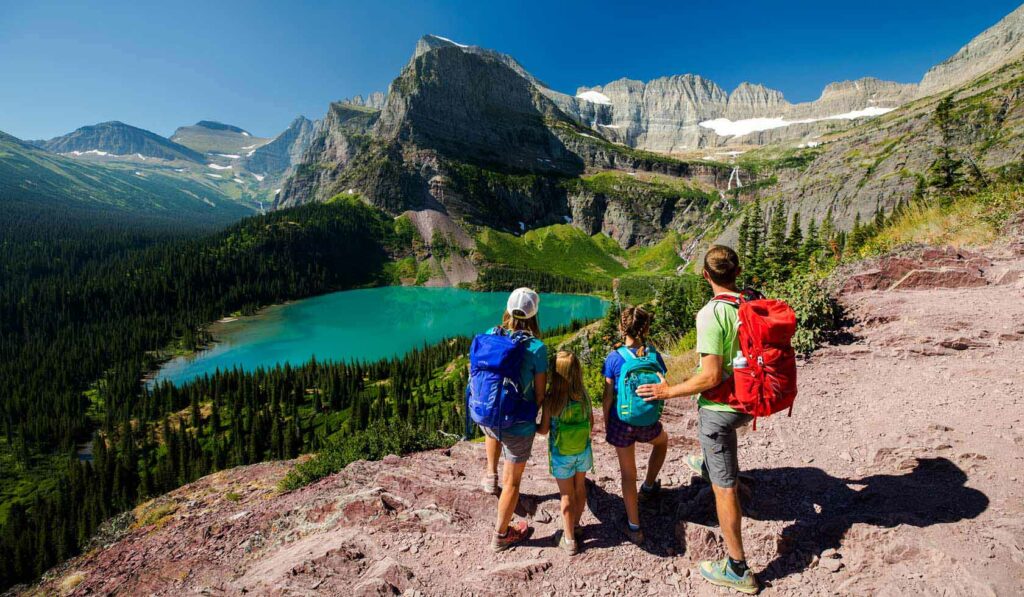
[481,426,536,464]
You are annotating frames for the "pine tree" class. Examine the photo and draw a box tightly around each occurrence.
[802,219,821,261]
[766,202,789,278]
[787,211,804,262]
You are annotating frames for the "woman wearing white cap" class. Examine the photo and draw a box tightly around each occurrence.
[479,287,547,551]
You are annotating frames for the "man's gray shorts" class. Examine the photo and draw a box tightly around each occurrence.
[698,408,753,488]
[481,426,535,464]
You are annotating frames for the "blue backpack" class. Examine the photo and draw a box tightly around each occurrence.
[466,327,538,430]
[615,346,665,426]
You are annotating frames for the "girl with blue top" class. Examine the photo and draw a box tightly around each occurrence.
[601,306,670,544]
[538,350,593,555]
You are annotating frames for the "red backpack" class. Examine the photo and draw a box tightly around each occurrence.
[701,291,798,429]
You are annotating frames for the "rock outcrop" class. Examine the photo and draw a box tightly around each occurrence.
[245,116,316,178]
[343,92,387,110]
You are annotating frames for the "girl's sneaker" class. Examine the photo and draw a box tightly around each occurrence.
[698,558,759,594]
[559,533,578,555]
[492,520,531,552]
[481,473,499,495]
[621,521,645,544]
[639,479,661,503]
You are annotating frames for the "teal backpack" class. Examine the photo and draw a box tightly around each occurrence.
[615,346,665,426]
[552,399,591,456]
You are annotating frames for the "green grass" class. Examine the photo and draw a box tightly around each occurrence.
[568,171,718,205]
[736,145,822,175]
[474,223,688,291]
[862,183,1024,256]
[475,224,627,284]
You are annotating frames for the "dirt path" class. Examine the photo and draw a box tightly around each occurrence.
[32,248,1024,597]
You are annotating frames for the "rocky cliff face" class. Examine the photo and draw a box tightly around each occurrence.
[374,44,583,176]
[567,76,916,152]
[343,92,387,110]
[275,103,378,208]
[919,5,1024,97]
[41,121,204,162]
[245,116,316,178]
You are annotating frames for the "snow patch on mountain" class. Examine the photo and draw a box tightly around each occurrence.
[699,106,895,137]
[576,90,612,105]
[207,163,232,170]
[433,35,468,48]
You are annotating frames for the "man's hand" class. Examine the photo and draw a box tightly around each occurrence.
[637,373,671,401]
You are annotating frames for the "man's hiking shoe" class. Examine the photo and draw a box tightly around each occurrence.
[558,533,578,555]
[685,455,710,482]
[639,479,661,503]
[492,520,531,552]
[698,558,759,594]
[481,473,499,496]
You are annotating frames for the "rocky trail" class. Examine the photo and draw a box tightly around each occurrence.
[30,245,1024,597]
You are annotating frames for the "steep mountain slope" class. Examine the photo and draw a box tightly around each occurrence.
[38,121,204,162]
[277,37,739,251]
[0,130,254,221]
[244,116,316,178]
[171,121,270,155]
[721,52,1024,240]
[919,4,1024,96]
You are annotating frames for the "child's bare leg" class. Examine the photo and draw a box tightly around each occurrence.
[573,472,587,525]
[645,429,669,486]
[555,477,576,539]
[615,444,640,526]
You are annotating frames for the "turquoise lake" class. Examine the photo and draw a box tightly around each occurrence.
[153,286,607,386]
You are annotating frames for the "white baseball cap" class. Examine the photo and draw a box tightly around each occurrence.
[506,287,540,319]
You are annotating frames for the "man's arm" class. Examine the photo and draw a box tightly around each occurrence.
[636,353,724,401]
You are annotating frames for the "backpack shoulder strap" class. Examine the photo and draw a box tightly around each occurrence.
[616,346,636,361]
[712,294,740,307]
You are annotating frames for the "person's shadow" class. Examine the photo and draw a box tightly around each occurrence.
[583,457,987,580]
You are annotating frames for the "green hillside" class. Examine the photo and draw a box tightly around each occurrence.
[0,131,255,223]
[474,223,685,284]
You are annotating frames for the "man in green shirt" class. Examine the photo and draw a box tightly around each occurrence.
[637,245,758,594]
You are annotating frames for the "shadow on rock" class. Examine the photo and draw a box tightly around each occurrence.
[707,457,989,584]
[583,479,686,557]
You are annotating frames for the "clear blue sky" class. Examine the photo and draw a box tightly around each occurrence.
[1,0,1020,140]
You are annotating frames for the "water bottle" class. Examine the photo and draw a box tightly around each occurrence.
[732,350,748,369]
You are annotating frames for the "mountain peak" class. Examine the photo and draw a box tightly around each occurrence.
[41,121,204,162]
[194,120,250,135]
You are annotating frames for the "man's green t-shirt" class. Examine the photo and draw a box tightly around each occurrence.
[695,293,739,412]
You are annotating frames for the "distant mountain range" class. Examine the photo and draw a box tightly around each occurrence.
[0,130,252,222]
[276,3,1024,259]
[4,4,1024,247]
[34,121,205,162]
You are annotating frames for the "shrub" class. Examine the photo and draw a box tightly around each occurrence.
[279,420,456,491]
[764,270,840,355]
